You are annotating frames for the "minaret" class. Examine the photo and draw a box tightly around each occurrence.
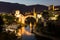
[48,0,54,11]
[52,0,54,11]
[48,5,54,11]
[52,5,54,11]
[33,8,36,18]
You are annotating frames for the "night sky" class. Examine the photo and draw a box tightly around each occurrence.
[0,0,60,6]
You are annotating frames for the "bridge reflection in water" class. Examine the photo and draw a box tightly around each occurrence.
[17,25,36,40]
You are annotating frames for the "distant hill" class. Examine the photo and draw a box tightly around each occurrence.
[0,1,26,13]
[0,1,48,13]
[55,6,60,8]
[25,5,48,12]
[0,1,60,14]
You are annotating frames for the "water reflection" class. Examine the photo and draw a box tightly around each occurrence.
[20,25,36,40]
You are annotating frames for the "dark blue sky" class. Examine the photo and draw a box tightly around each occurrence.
[0,0,60,6]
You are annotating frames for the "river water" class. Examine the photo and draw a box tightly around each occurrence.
[21,25,37,40]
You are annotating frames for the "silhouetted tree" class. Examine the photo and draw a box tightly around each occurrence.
[42,11,49,20]
[0,16,4,33]
[46,20,56,32]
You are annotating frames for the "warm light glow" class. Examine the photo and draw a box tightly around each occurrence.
[37,14,42,18]
[16,26,32,37]
[30,23,33,32]
[51,17,56,20]
[15,10,20,14]
[49,17,57,20]
[16,29,22,37]
[16,27,25,37]
[25,30,32,35]
[49,14,59,20]
[3,18,6,21]
[2,13,5,16]
[55,8,59,10]
[55,14,59,17]
[16,15,20,17]
[15,10,20,18]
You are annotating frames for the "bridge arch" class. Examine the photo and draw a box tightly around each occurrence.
[24,15,36,32]
[24,15,36,24]
[25,17,36,25]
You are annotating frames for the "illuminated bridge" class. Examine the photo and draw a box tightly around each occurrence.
[14,10,44,39]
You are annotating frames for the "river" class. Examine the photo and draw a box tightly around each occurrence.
[21,25,37,40]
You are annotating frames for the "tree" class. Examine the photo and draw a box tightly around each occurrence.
[0,16,4,33]
[42,11,49,20]
[2,14,15,25]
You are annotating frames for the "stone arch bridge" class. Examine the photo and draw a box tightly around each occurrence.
[18,14,37,33]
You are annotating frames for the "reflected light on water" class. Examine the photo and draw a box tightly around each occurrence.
[24,30,32,35]
[16,29,22,37]
[16,27,32,37]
